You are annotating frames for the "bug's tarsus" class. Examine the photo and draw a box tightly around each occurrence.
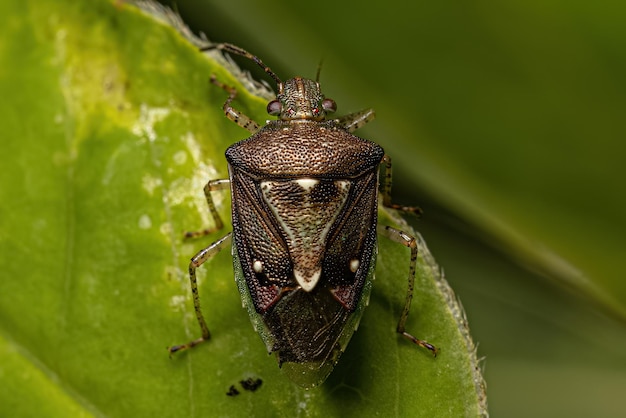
[399,331,439,357]
[168,336,209,356]
[184,228,213,240]
[381,155,423,216]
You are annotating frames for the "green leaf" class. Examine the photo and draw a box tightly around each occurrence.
[0,1,485,416]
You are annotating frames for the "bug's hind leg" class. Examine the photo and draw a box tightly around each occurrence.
[169,233,233,354]
[377,225,438,356]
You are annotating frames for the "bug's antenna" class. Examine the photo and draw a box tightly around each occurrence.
[315,58,324,83]
[201,43,282,86]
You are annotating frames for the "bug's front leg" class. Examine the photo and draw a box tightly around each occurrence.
[381,155,423,216]
[185,179,230,239]
[335,108,376,133]
[378,225,438,356]
[169,233,233,354]
[210,75,261,134]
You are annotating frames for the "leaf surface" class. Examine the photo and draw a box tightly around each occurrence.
[0,1,485,416]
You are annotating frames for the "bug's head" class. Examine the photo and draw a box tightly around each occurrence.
[201,43,337,121]
[267,77,337,121]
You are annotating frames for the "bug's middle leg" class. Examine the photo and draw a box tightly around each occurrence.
[184,178,230,239]
[380,155,423,216]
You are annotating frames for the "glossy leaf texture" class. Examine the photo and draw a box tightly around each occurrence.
[0,1,485,416]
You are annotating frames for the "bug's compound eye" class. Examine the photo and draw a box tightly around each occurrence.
[322,98,337,113]
[267,99,282,116]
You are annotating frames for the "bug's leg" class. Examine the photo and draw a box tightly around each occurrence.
[210,75,261,134]
[380,154,423,216]
[184,179,230,239]
[378,225,438,356]
[335,108,376,133]
[169,233,233,354]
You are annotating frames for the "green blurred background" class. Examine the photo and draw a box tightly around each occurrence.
[156,0,626,416]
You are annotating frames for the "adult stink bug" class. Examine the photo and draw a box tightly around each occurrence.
[169,43,437,387]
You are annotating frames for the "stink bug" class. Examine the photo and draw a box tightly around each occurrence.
[169,43,437,388]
